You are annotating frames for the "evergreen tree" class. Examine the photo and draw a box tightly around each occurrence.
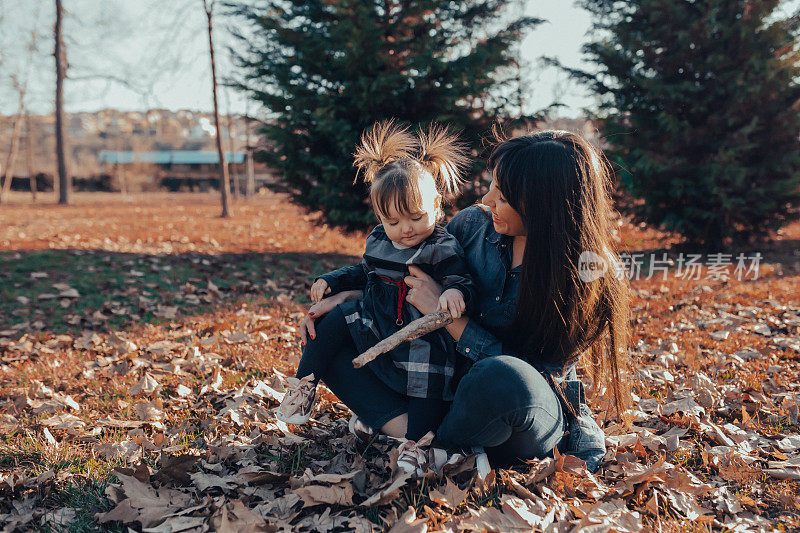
[228,0,540,227]
[572,0,800,246]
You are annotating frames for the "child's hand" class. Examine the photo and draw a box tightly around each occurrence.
[438,288,465,319]
[310,279,330,303]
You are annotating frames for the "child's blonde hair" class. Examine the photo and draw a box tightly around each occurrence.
[353,120,468,222]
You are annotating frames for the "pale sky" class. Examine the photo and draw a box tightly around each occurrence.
[0,1,796,118]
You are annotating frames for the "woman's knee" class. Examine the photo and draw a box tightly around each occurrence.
[458,355,552,409]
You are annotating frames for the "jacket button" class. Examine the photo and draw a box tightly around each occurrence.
[495,296,500,301]
[465,348,470,353]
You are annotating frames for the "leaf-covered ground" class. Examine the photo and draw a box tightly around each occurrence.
[1,191,799,532]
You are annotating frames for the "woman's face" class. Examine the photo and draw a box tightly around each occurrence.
[482,176,526,236]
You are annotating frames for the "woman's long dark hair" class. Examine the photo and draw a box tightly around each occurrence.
[488,130,631,415]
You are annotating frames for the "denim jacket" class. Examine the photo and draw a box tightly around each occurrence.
[446,205,606,471]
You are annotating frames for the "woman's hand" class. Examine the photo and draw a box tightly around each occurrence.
[404,265,443,315]
[299,290,362,346]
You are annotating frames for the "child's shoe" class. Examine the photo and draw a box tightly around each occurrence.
[276,374,317,424]
[396,431,435,477]
[427,445,491,480]
[348,414,377,443]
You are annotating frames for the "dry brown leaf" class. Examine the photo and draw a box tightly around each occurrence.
[665,489,714,522]
[0,414,20,432]
[361,473,413,507]
[456,505,533,532]
[190,471,238,492]
[387,507,428,533]
[152,455,200,486]
[428,477,468,509]
[212,500,271,533]
[95,498,140,525]
[40,413,85,431]
[130,372,160,395]
[294,482,354,508]
[94,441,142,463]
[141,515,206,532]
[501,495,557,530]
[96,473,196,528]
[573,499,643,532]
[135,401,165,421]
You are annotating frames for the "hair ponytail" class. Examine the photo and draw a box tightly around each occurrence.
[353,120,417,184]
[417,123,469,197]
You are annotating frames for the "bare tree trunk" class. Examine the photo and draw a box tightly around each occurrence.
[0,109,24,202]
[244,100,255,197]
[223,87,239,199]
[245,150,255,197]
[55,0,70,205]
[226,113,239,199]
[116,134,127,195]
[203,0,231,218]
[2,9,39,204]
[26,114,36,202]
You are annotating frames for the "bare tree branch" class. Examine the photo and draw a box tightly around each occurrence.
[352,311,454,368]
[0,7,41,203]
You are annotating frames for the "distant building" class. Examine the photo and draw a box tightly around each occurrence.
[98,150,270,192]
[98,150,246,165]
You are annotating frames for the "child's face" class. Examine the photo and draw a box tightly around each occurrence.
[378,201,438,247]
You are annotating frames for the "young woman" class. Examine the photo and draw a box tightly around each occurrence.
[299,130,630,472]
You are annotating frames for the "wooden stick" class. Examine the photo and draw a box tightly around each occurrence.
[352,310,454,368]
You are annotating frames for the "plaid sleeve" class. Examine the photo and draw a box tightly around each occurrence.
[318,261,368,294]
[428,231,476,307]
[432,252,476,307]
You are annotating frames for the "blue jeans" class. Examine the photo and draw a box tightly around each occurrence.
[319,349,568,466]
[437,356,568,465]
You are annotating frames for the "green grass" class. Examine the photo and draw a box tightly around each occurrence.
[0,438,128,532]
[39,475,126,533]
[0,249,342,335]
[259,442,312,475]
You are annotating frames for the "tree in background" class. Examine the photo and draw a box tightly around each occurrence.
[571,0,800,247]
[0,5,41,203]
[229,0,540,227]
[203,0,233,218]
[55,0,70,205]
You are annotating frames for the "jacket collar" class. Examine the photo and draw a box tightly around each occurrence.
[484,225,502,244]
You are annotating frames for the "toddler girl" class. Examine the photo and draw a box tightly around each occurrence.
[277,120,474,475]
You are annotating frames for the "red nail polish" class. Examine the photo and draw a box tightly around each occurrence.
[311,334,315,340]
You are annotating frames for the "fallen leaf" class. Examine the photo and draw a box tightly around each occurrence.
[294,482,354,507]
[130,372,160,395]
[428,477,467,509]
[361,474,413,507]
[388,507,427,533]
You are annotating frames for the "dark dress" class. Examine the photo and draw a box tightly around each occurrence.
[319,224,474,401]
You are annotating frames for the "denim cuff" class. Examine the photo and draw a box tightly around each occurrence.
[456,319,493,362]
